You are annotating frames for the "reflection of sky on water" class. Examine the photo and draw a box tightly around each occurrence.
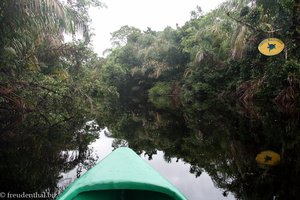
[60,129,235,200]
[142,151,234,200]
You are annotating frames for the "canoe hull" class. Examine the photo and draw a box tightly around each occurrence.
[75,189,174,200]
[57,147,187,200]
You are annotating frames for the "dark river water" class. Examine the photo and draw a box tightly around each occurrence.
[1,100,300,199]
[58,128,235,200]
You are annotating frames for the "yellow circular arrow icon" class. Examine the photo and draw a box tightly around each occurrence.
[258,38,285,56]
[256,150,280,167]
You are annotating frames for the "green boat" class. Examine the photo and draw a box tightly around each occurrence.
[57,147,187,200]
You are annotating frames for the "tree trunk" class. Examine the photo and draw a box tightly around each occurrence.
[292,0,300,54]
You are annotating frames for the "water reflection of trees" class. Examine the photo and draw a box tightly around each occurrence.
[0,111,99,197]
[104,99,300,199]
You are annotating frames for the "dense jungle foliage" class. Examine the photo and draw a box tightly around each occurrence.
[100,0,300,118]
[0,0,105,195]
[1,0,300,199]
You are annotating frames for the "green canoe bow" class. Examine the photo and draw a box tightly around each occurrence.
[57,147,187,200]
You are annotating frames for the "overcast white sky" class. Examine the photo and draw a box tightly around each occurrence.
[89,0,226,56]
